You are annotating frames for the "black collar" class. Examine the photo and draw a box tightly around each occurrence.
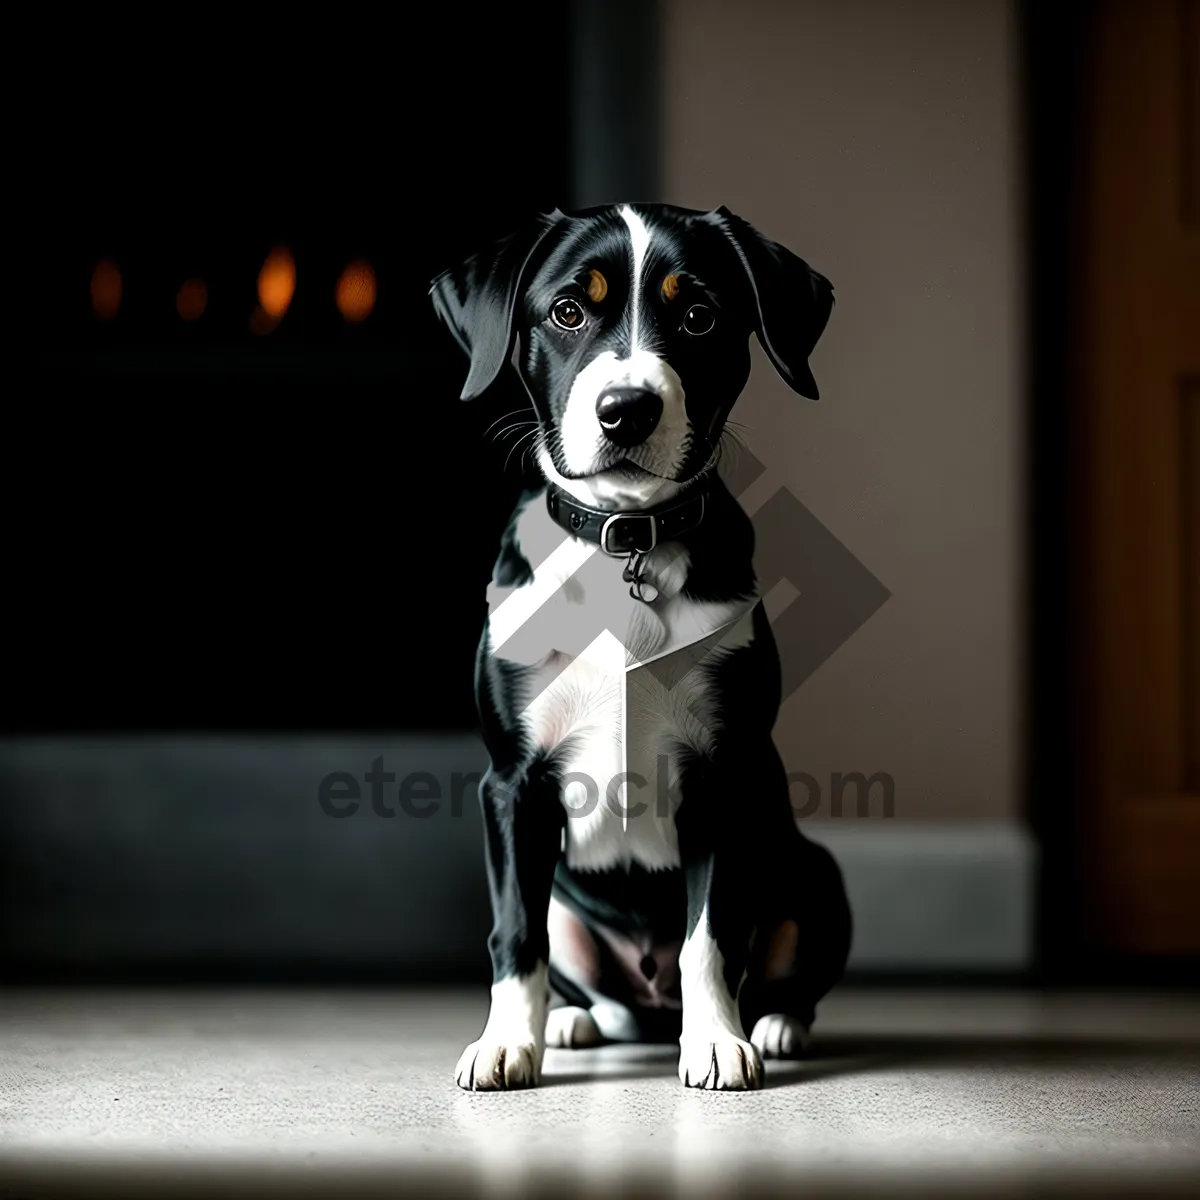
[545,483,708,556]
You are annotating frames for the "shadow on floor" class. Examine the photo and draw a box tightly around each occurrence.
[541,1031,1200,1090]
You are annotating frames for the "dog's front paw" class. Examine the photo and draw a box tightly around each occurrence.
[545,1005,602,1048]
[678,1033,764,1091]
[749,1012,810,1060]
[455,1039,542,1091]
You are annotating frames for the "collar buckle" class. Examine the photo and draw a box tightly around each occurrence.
[600,512,658,557]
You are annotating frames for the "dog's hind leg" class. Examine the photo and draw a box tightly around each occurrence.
[740,831,852,1059]
[546,897,683,1046]
[545,1004,603,1048]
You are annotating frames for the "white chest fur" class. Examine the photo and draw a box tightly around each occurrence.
[487,496,758,872]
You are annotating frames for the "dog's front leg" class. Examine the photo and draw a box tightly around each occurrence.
[456,766,563,1091]
[676,811,764,1091]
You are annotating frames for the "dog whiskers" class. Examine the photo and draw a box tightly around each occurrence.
[490,420,539,445]
[693,422,753,478]
[493,424,539,448]
[523,429,550,477]
[483,407,536,440]
[504,426,542,474]
[696,432,726,476]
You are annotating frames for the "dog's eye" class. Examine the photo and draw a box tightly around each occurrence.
[550,298,585,331]
[682,304,715,336]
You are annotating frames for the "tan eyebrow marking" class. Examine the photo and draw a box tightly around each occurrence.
[587,269,608,303]
[661,274,680,301]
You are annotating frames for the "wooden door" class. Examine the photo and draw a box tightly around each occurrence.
[1076,0,1200,954]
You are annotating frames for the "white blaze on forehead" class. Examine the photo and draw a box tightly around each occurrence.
[619,205,652,351]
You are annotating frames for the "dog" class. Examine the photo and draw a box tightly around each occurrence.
[431,203,852,1091]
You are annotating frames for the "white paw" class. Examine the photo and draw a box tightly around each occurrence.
[678,1033,764,1090]
[545,1006,602,1048]
[750,1012,810,1059]
[455,1039,542,1091]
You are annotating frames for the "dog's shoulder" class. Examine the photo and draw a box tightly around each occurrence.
[491,489,542,589]
[486,487,596,610]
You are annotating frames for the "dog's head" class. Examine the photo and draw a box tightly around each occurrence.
[431,204,832,507]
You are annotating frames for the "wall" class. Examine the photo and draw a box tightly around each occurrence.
[662,0,1024,821]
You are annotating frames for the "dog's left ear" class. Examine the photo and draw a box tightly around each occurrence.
[430,210,565,401]
[710,206,834,400]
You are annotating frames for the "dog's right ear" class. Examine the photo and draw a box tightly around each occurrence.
[429,210,565,401]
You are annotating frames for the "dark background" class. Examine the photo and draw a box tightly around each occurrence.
[22,8,584,735]
[4,2,670,982]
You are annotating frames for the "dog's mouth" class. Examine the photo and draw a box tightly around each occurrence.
[537,439,708,511]
[606,459,667,481]
[559,458,679,487]
[548,439,682,484]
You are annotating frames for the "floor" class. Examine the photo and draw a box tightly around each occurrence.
[2,987,1199,1198]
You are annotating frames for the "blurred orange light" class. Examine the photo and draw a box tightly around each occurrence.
[257,247,295,318]
[91,259,122,320]
[336,260,376,324]
[176,278,207,321]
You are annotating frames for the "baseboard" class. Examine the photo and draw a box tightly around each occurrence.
[0,736,1034,978]
[802,820,1037,973]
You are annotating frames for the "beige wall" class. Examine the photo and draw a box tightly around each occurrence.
[662,0,1023,820]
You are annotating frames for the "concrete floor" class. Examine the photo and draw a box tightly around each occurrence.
[1,988,1199,1198]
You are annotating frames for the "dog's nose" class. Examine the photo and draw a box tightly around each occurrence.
[596,387,663,448]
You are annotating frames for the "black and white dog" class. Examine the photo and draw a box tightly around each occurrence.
[431,203,851,1092]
